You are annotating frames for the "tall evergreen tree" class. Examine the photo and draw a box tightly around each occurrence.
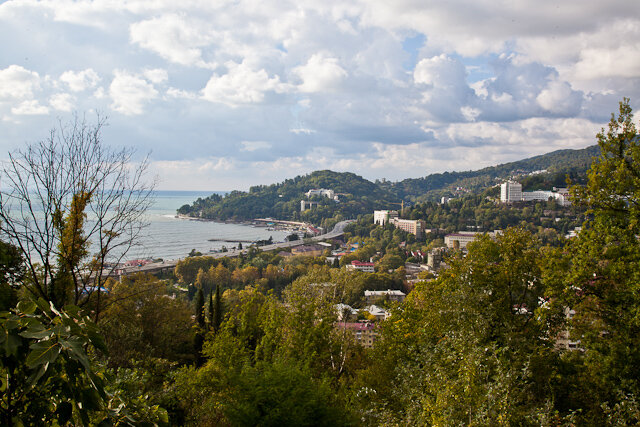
[194,287,205,328]
[213,284,222,334]
[208,290,214,328]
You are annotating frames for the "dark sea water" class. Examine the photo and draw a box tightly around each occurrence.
[125,190,289,261]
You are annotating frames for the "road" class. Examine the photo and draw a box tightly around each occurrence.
[113,219,355,276]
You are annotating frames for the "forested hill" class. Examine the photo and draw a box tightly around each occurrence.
[177,170,400,224]
[386,144,600,201]
[178,145,599,222]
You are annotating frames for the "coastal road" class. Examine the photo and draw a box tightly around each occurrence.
[113,219,355,276]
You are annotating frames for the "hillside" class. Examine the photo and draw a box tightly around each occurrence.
[386,145,600,201]
[177,170,400,224]
[178,145,600,222]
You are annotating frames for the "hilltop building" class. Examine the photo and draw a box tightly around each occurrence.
[444,230,501,249]
[500,181,571,206]
[346,260,375,273]
[392,218,426,238]
[501,181,522,202]
[305,188,335,199]
[374,210,399,225]
[373,210,426,237]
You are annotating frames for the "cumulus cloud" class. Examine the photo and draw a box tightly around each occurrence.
[293,53,348,93]
[49,93,75,111]
[0,0,637,189]
[130,14,216,66]
[201,61,288,106]
[143,68,168,84]
[109,70,158,115]
[59,69,100,92]
[11,100,49,115]
[0,65,41,101]
[536,79,582,115]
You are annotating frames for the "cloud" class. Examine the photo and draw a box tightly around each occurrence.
[59,69,100,92]
[536,79,582,115]
[0,65,41,101]
[130,14,216,66]
[240,141,272,152]
[109,70,158,115]
[143,68,168,84]
[49,93,75,112]
[11,100,49,115]
[293,52,348,93]
[201,61,288,106]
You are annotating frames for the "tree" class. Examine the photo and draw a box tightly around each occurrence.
[361,228,561,424]
[0,240,25,311]
[572,97,640,226]
[0,116,154,319]
[100,273,194,367]
[212,284,222,334]
[194,287,205,329]
[0,299,108,425]
[560,98,640,423]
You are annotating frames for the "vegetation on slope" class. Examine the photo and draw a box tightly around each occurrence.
[178,146,599,223]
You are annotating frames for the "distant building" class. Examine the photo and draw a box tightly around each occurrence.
[300,200,319,211]
[373,211,425,237]
[501,181,522,202]
[501,181,571,206]
[522,190,554,202]
[363,305,390,321]
[391,218,426,238]
[335,303,358,321]
[374,210,398,225]
[305,188,335,199]
[346,260,375,273]
[364,289,406,304]
[444,231,501,249]
[427,248,445,270]
[338,322,379,348]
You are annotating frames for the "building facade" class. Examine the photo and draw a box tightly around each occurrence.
[373,210,399,225]
[500,181,522,202]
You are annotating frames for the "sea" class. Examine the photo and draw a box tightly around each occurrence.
[123,190,290,261]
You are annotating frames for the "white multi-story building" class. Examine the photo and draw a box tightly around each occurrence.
[501,181,522,202]
[444,230,501,249]
[522,190,554,202]
[501,182,572,206]
[305,188,335,199]
[373,210,399,225]
[391,218,426,238]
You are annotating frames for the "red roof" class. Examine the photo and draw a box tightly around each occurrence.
[351,260,374,267]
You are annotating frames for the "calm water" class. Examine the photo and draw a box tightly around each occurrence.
[124,190,289,261]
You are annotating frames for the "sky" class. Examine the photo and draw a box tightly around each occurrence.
[0,0,639,191]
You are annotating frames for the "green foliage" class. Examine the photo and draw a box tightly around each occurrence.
[0,299,107,425]
[177,170,400,222]
[0,240,24,311]
[100,273,195,367]
[556,98,640,424]
[390,145,599,201]
[222,360,351,427]
[360,228,562,424]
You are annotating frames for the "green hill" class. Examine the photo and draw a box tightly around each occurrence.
[177,170,400,224]
[386,145,600,201]
[178,145,600,223]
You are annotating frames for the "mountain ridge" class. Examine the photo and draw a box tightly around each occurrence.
[178,144,600,222]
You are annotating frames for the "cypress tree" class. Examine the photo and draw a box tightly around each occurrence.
[194,287,205,328]
[207,290,214,328]
[213,284,222,334]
